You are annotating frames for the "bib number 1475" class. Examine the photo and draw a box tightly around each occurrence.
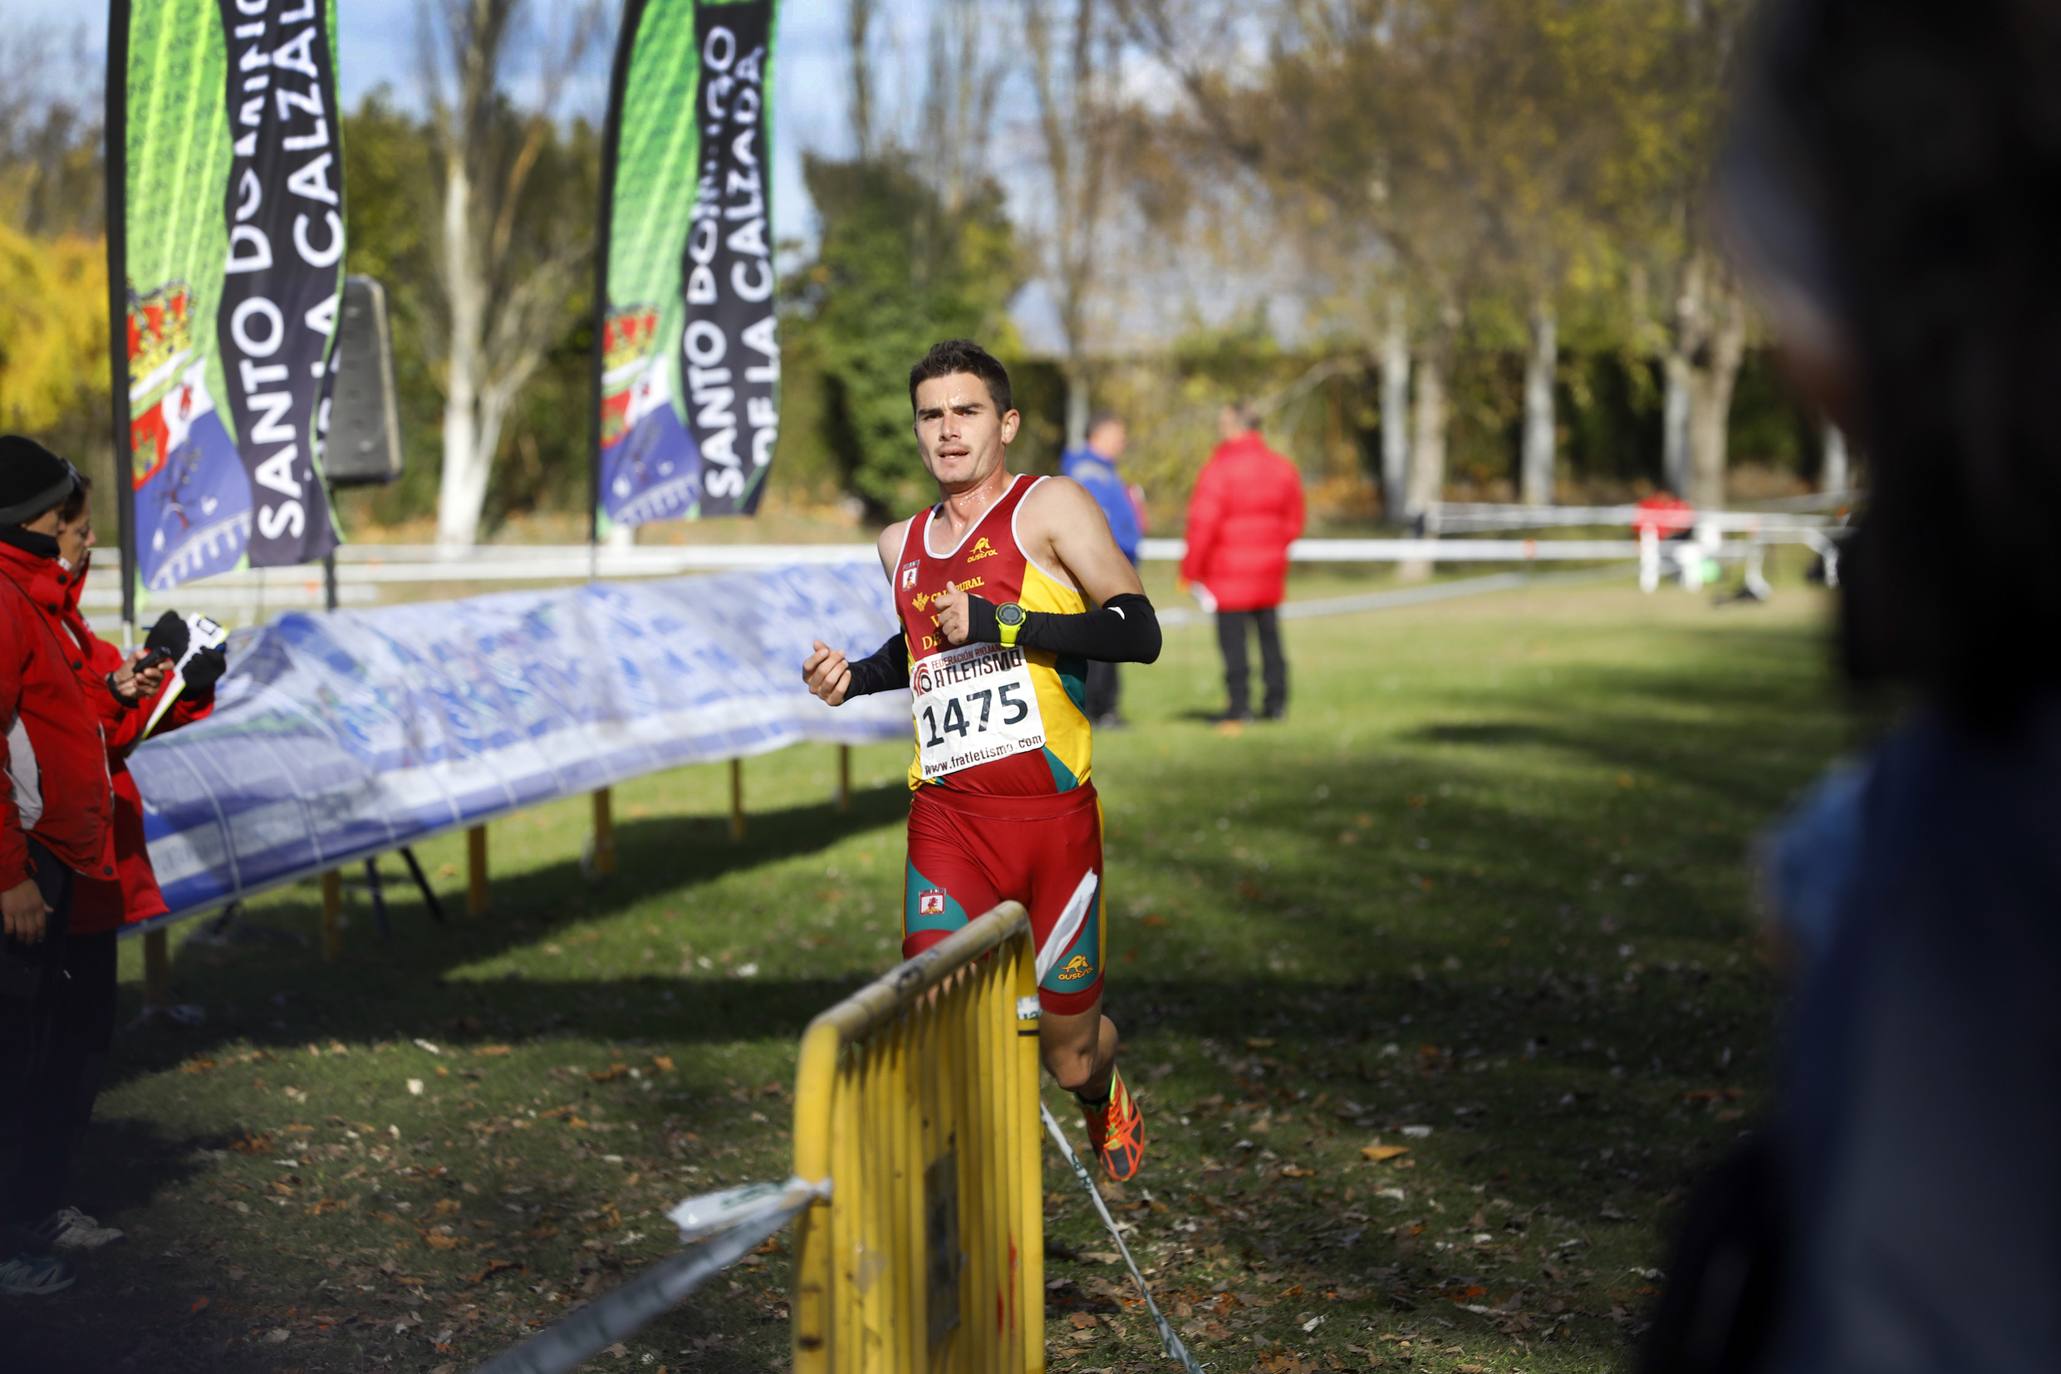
[920,681,1029,747]
[911,642,1047,779]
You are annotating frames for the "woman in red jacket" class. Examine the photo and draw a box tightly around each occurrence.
[1178,403,1307,724]
[22,478,223,1259]
[1,439,129,1296]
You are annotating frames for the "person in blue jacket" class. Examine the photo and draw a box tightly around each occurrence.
[1060,413,1142,726]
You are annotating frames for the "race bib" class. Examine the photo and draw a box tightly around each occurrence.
[911,641,1046,780]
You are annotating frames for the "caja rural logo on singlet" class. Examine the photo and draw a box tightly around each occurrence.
[912,576,983,612]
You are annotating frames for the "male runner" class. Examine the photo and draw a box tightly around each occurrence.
[801,339,1162,1181]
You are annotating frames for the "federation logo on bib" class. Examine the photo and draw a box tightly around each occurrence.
[900,562,920,589]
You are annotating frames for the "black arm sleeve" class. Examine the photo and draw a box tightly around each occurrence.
[970,592,1162,664]
[842,632,909,698]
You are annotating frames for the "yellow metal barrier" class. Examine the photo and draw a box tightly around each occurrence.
[791,903,1045,1373]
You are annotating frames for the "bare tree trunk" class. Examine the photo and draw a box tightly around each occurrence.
[1380,292,1410,521]
[1685,372,1731,511]
[1398,300,1458,580]
[1662,249,1697,495]
[1821,421,1850,493]
[1679,251,1747,511]
[437,158,489,550]
[1405,352,1448,521]
[1662,358,1691,493]
[847,0,875,159]
[425,1,601,551]
[1064,368,1091,449]
[1520,297,1557,506]
[1025,0,1112,458]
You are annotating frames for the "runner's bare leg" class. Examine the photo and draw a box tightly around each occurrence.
[1039,999,1118,1098]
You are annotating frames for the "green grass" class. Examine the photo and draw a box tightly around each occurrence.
[5,575,1858,1372]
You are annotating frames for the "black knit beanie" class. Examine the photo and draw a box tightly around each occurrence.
[0,434,81,526]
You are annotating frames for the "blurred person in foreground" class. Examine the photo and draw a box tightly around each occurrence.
[1178,402,1305,726]
[21,477,225,1263]
[1640,3,2061,1371]
[0,436,120,1298]
[1061,412,1145,727]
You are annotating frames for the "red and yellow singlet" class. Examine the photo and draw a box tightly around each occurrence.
[892,474,1094,796]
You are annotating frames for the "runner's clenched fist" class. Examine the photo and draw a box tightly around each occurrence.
[801,640,852,706]
[935,581,972,646]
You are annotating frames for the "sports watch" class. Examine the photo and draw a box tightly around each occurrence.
[995,602,1027,648]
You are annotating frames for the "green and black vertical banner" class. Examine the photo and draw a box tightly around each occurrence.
[596,0,780,532]
[108,0,344,598]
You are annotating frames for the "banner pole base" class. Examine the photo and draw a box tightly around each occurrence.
[729,759,746,842]
[591,787,617,877]
[467,825,490,917]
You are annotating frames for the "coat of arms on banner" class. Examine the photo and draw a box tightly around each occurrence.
[126,281,251,590]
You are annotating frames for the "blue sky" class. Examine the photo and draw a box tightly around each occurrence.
[12,0,863,250]
[12,1,1274,353]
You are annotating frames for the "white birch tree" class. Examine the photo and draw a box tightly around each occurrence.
[421,0,605,550]
[1380,292,1411,518]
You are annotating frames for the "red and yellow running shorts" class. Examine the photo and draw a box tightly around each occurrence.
[903,783,1105,1015]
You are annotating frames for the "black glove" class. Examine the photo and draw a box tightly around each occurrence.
[145,611,189,663]
[182,645,227,694]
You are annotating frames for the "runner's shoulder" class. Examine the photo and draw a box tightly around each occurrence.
[876,520,910,575]
[1020,474,1098,527]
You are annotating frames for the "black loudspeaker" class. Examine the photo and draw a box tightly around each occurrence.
[322,275,403,488]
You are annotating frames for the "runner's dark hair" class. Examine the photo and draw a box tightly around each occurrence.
[1724,0,2061,728]
[909,339,1012,417]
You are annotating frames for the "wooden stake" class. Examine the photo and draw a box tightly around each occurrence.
[143,928,170,1010]
[591,787,617,877]
[321,870,343,961]
[836,744,851,814]
[729,758,746,842]
[467,825,489,916]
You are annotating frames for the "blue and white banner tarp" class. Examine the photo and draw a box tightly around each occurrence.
[127,561,905,923]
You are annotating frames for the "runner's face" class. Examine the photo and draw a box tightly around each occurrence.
[913,373,1018,492]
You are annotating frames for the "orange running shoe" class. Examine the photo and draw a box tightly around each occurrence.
[1081,1065,1145,1182]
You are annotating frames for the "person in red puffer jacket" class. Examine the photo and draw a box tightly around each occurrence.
[1,435,125,1296]
[26,475,223,1260]
[1178,403,1306,724]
